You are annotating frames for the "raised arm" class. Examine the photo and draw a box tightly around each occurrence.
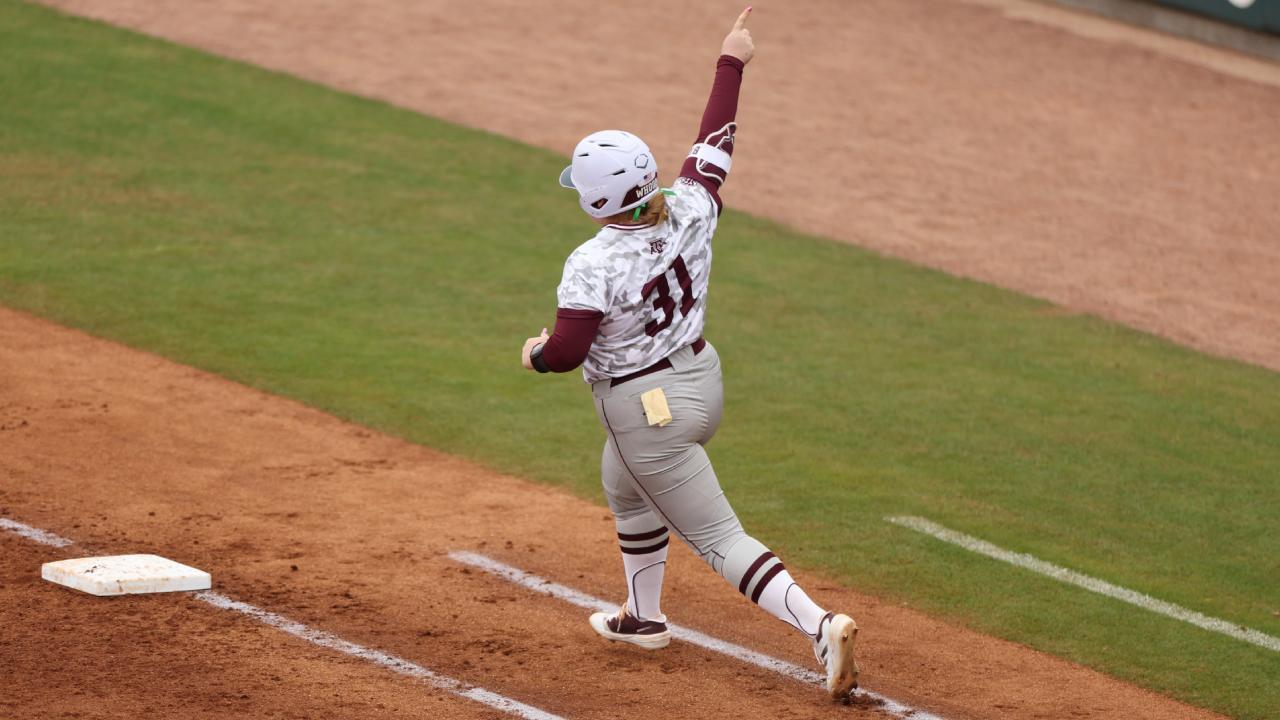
[678,7,755,213]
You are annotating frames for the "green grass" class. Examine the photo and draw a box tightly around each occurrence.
[2,1,1278,716]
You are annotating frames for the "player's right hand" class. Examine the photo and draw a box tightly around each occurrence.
[521,328,549,371]
[721,6,754,65]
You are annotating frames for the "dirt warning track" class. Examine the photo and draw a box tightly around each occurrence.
[0,308,1226,719]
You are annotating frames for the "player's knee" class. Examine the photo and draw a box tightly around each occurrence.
[609,504,653,523]
[699,529,750,575]
[615,508,663,529]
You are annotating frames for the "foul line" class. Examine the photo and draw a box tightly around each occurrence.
[1,518,564,720]
[887,515,1280,653]
[449,550,946,720]
[193,591,561,719]
[0,518,75,548]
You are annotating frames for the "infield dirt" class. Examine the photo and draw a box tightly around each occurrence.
[0,307,1227,719]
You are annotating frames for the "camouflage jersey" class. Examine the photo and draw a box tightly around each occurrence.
[557,178,717,384]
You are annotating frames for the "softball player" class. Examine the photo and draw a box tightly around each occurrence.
[520,7,859,700]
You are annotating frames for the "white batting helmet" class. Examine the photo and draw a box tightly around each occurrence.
[558,130,660,219]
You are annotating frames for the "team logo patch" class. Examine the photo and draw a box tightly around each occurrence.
[648,239,667,255]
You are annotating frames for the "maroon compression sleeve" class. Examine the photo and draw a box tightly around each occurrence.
[540,308,604,372]
[678,54,745,211]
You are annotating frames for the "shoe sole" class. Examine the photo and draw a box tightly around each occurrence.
[588,612,671,650]
[826,614,859,699]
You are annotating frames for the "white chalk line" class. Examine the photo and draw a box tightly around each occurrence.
[193,591,561,720]
[0,517,75,547]
[1,517,564,720]
[887,515,1280,653]
[449,550,946,720]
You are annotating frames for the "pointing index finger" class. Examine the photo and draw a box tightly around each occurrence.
[732,5,752,32]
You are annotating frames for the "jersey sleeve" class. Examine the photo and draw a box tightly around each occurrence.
[540,308,604,373]
[556,246,612,314]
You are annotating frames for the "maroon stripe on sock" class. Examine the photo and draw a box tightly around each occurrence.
[619,537,669,555]
[737,552,775,595]
[617,527,668,542]
[750,563,787,604]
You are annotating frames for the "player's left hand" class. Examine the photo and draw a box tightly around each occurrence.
[521,328,550,370]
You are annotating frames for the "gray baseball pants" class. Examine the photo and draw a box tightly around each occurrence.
[593,342,754,578]
[591,341,828,636]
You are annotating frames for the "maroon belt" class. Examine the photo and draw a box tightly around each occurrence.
[610,338,706,388]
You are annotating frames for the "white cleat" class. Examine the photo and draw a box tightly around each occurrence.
[813,611,859,700]
[588,608,671,650]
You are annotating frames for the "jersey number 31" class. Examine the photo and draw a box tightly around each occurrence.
[641,255,697,337]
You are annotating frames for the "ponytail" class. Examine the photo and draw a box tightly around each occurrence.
[612,190,670,227]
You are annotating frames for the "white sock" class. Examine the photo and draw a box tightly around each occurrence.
[720,535,827,636]
[764,577,827,637]
[615,513,670,621]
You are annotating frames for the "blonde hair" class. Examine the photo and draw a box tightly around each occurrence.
[605,189,669,227]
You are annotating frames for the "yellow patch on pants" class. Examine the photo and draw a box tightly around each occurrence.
[640,387,673,427]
